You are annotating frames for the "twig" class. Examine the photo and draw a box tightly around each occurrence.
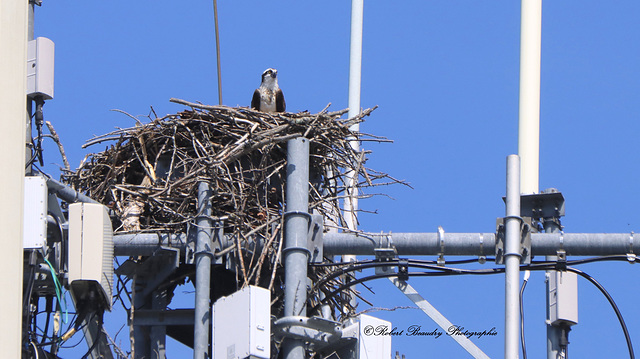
[44,121,70,171]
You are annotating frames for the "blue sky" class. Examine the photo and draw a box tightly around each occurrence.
[35,1,639,358]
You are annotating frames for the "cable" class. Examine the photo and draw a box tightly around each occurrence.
[34,96,45,166]
[40,296,53,345]
[42,256,68,324]
[520,270,530,359]
[563,266,635,359]
[309,257,636,358]
[80,310,104,359]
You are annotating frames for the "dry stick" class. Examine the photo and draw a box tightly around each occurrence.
[268,226,284,292]
[44,121,70,171]
[250,224,281,284]
[235,233,249,288]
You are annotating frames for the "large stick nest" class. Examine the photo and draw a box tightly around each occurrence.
[62,98,403,320]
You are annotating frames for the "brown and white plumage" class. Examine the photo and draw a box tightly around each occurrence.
[251,68,286,113]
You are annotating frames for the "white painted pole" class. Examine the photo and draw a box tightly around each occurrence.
[343,0,364,311]
[344,0,364,232]
[342,0,364,314]
[0,1,28,357]
[517,0,542,195]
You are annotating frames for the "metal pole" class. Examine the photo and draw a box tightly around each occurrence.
[194,182,213,359]
[282,137,310,359]
[505,155,521,359]
[0,1,28,357]
[518,0,542,195]
[544,219,562,359]
[114,231,640,257]
[212,0,222,105]
[344,0,364,231]
[343,0,365,312]
[544,218,577,359]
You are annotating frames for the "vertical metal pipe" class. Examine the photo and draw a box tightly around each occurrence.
[150,290,167,359]
[282,137,310,359]
[544,220,561,359]
[194,182,213,359]
[505,155,522,359]
[344,0,363,231]
[347,0,364,124]
[517,0,542,195]
[0,1,28,357]
[343,0,365,312]
[132,279,150,358]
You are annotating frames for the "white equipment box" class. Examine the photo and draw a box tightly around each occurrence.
[549,270,578,326]
[68,203,114,310]
[27,37,55,100]
[340,314,392,359]
[213,286,271,359]
[23,176,48,250]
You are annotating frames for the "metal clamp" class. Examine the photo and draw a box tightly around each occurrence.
[478,233,487,264]
[272,316,342,351]
[283,210,313,222]
[373,232,397,261]
[437,226,445,266]
[282,211,313,256]
[628,232,636,263]
[373,232,397,275]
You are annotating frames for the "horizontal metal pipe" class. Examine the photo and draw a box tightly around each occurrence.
[113,232,639,258]
[46,177,98,204]
[114,233,188,256]
[322,232,638,257]
[323,232,496,256]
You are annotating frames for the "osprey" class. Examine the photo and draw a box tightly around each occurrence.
[251,68,286,113]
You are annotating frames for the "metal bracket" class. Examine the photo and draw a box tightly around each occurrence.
[555,249,567,271]
[115,246,180,298]
[495,217,531,265]
[273,316,343,351]
[519,189,565,222]
[373,232,397,275]
[397,259,409,281]
[308,214,324,263]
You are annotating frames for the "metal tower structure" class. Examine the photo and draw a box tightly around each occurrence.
[6,1,637,359]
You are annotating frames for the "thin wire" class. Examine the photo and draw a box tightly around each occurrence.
[213,0,223,105]
[520,274,529,359]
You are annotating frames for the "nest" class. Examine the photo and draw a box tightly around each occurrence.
[63,98,403,320]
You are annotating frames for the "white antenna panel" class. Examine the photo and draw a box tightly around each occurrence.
[68,203,114,310]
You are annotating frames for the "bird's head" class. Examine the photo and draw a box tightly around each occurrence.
[261,68,279,87]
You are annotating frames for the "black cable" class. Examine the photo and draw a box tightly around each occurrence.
[40,296,53,345]
[34,96,45,166]
[563,266,635,359]
[309,257,636,359]
[80,310,104,359]
[310,266,506,315]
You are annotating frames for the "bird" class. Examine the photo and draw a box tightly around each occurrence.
[251,68,286,113]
